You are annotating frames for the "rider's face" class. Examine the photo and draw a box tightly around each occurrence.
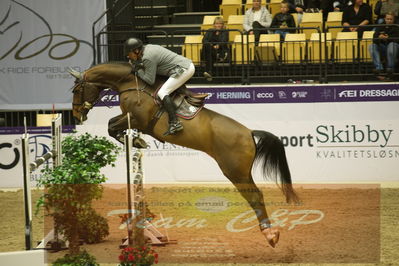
[127,50,140,61]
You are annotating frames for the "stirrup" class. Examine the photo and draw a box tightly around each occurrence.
[163,121,183,136]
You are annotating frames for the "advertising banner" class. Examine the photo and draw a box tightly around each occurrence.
[0,0,105,110]
[1,83,398,187]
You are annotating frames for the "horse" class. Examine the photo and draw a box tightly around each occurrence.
[68,62,299,248]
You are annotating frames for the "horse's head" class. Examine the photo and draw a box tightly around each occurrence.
[68,68,103,124]
[68,63,138,123]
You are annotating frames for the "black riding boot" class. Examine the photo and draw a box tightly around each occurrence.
[162,95,183,136]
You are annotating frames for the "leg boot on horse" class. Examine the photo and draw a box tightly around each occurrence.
[162,95,183,136]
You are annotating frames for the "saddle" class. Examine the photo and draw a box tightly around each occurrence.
[142,77,208,136]
[152,77,208,120]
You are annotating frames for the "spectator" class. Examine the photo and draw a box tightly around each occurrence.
[202,17,229,80]
[333,0,351,12]
[342,0,372,38]
[320,0,335,20]
[243,0,272,43]
[374,0,399,24]
[369,12,399,79]
[287,0,305,24]
[271,1,296,39]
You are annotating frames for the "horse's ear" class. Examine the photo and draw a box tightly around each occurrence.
[67,67,83,80]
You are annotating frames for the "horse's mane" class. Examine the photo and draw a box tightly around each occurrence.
[93,61,131,68]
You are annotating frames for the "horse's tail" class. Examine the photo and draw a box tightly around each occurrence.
[252,130,299,204]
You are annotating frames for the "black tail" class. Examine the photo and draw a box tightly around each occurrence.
[252,130,299,203]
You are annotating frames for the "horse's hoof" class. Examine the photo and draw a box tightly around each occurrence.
[262,227,280,248]
[133,137,148,149]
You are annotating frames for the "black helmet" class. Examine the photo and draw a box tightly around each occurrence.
[124,38,143,54]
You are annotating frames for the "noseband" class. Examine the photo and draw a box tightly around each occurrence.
[72,80,97,112]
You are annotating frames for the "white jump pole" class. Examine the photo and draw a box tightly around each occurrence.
[21,114,62,250]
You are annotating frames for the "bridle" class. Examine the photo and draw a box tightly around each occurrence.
[72,79,96,112]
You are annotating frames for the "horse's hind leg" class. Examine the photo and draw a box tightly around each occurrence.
[227,175,280,248]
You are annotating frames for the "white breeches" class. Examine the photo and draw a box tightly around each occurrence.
[157,63,195,100]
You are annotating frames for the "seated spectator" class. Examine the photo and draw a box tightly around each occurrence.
[288,0,321,13]
[202,17,229,80]
[369,12,399,79]
[333,0,351,12]
[271,1,296,39]
[288,0,305,24]
[374,0,399,24]
[320,0,334,20]
[342,0,372,38]
[243,0,272,43]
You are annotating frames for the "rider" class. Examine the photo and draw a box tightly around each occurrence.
[124,37,195,136]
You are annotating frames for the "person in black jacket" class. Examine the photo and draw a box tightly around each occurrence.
[271,1,296,39]
[369,12,399,76]
[202,17,229,80]
[342,0,372,38]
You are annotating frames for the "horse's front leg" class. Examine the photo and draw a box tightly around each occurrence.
[108,113,148,148]
[108,114,126,144]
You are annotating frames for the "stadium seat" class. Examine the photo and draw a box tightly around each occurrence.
[226,15,245,42]
[201,15,221,33]
[282,33,306,63]
[182,35,203,65]
[300,12,323,39]
[359,31,374,62]
[326,12,343,39]
[334,31,358,62]
[267,0,282,17]
[220,0,242,21]
[307,32,332,62]
[233,34,255,64]
[257,33,280,62]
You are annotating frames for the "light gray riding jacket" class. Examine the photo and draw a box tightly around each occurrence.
[136,44,192,85]
[243,6,272,32]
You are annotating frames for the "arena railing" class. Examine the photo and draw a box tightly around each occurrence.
[325,24,399,82]
[95,30,169,63]
[91,25,399,84]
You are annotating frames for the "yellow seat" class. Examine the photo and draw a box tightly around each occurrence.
[226,15,245,42]
[201,16,221,32]
[359,31,374,62]
[326,12,343,39]
[36,114,58,127]
[220,0,242,21]
[233,34,255,63]
[307,32,332,62]
[300,12,323,39]
[334,31,358,62]
[282,33,306,63]
[244,0,267,11]
[258,33,281,61]
[267,0,281,17]
[182,35,203,65]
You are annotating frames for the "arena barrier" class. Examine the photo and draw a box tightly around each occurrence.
[0,250,45,265]
[21,114,62,250]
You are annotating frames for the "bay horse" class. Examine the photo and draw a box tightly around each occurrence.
[69,62,299,248]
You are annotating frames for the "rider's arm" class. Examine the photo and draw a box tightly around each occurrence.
[136,59,156,85]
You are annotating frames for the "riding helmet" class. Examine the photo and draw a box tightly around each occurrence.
[124,38,143,54]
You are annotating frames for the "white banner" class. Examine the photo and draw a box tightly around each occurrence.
[1,101,398,188]
[0,0,105,110]
[78,101,399,184]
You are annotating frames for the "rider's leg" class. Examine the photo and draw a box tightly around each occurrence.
[157,63,195,135]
